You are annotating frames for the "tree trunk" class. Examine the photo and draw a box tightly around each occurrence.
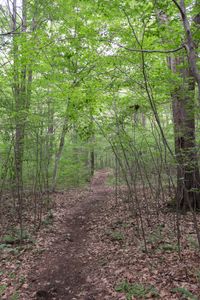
[52,118,68,192]
[169,56,200,210]
[157,7,200,210]
[89,111,95,177]
[90,148,95,177]
[12,0,34,228]
[172,0,200,105]
[12,0,24,223]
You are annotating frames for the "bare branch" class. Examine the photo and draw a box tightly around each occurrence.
[0,26,23,36]
[121,8,141,47]
[105,40,185,54]
[171,0,185,19]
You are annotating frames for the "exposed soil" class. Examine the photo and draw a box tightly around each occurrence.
[28,170,112,300]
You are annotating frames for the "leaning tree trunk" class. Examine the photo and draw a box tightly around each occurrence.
[169,56,200,210]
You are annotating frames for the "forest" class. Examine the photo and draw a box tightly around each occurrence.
[0,0,200,299]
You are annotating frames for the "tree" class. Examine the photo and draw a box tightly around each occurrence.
[158,1,200,209]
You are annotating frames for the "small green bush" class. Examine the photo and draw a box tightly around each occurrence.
[116,280,159,299]
[172,287,198,300]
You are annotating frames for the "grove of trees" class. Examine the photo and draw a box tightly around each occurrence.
[0,0,199,248]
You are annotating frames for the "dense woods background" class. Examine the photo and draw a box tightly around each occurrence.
[0,0,200,277]
[0,0,200,299]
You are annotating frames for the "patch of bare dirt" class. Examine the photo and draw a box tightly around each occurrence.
[14,169,112,300]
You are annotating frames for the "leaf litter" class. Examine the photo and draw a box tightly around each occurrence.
[0,169,200,299]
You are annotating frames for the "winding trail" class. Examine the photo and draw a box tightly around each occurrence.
[29,170,111,300]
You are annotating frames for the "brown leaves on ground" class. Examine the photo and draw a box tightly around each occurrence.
[0,170,200,299]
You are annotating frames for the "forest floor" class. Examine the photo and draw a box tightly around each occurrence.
[1,169,200,300]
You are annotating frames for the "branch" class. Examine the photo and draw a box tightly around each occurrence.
[0,26,25,36]
[171,0,185,19]
[122,8,141,47]
[105,40,185,54]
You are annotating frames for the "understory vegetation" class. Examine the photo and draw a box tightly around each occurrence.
[0,0,200,299]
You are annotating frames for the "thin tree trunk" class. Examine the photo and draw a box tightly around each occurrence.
[52,118,68,192]
[12,0,34,234]
[12,0,24,230]
[90,147,95,177]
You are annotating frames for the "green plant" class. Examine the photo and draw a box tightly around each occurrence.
[172,287,198,300]
[6,247,20,255]
[187,236,199,250]
[159,242,178,252]
[110,231,124,241]
[2,234,16,244]
[10,292,20,300]
[147,225,164,245]
[0,243,11,250]
[9,272,16,279]
[115,281,159,300]
[19,275,25,284]
[195,269,200,283]
[2,228,31,245]
[42,211,54,226]
[0,284,7,296]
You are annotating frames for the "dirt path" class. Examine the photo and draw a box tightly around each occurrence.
[29,170,111,300]
[2,169,200,299]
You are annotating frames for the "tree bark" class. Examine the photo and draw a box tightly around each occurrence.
[169,56,200,209]
[172,0,200,105]
[158,7,200,210]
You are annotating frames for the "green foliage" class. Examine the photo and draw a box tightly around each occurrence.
[195,269,200,283]
[8,272,16,279]
[2,228,31,244]
[57,140,91,188]
[0,284,7,296]
[10,292,20,300]
[19,276,25,285]
[2,235,16,244]
[187,236,199,250]
[42,211,54,226]
[115,281,159,299]
[158,243,178,252]
[147,225,164,245]
[0,243,11,250]
[172,287,198,300]
[106,229,125,242]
